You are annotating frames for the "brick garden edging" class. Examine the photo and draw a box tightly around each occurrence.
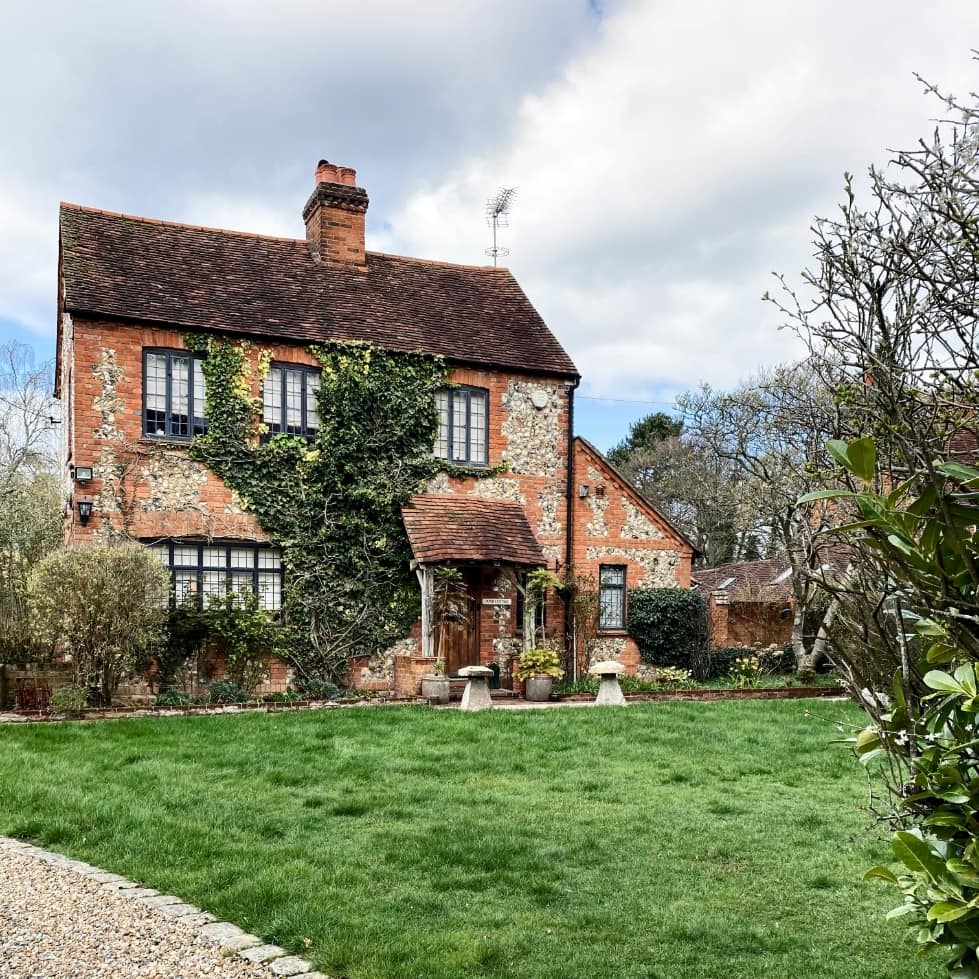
[557,684,847,704]
[0,836,332,978]
[0,684,848,723]
[0,696,426,723]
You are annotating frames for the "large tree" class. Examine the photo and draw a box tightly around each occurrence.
[607,411,683,466]
[611,426,761,567]
[679,363,845,669]
[776,72,979,974]
[0,342,61,663]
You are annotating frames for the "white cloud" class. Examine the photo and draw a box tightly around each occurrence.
[3,0,979,416]
[374,0,979,397]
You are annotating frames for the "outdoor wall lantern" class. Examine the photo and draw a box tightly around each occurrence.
[578,484,589,498]
[77,499,94,526]
[72,465,94,483]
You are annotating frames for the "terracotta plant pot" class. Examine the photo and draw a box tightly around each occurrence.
[524,675,554,702]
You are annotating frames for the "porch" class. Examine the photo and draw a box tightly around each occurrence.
[398,495,555,696]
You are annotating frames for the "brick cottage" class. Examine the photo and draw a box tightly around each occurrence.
[55,159,694,695]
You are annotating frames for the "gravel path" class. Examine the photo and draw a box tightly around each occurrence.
[0,840,328,979]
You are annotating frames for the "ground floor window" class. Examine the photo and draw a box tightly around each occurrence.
[147,540,283,611]
[599,564,627,630]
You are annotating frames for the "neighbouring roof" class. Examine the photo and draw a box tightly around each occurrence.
[58,203,579,379]
[692,559,794,602]
[402,495,545,566]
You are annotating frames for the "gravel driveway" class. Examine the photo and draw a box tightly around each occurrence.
[0,840,327,979]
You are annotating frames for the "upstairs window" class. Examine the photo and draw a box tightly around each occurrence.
[149,540,283,612]
[263,364,320,438]
[599,564,627,630]
[435,386,488,466]
[143,350,207,439]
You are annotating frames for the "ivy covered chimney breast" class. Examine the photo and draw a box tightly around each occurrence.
[302,159,369,267]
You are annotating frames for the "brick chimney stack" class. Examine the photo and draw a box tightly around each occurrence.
[303,159,369,267]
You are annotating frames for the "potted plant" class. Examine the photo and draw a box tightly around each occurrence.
[420,658,450,704]
[515,647,564,702]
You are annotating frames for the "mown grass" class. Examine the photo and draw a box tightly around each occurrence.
[0,701,932,978]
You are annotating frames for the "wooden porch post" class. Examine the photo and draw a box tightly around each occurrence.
[416,565,434,657]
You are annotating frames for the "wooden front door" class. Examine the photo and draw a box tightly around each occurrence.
[436,568,480,676]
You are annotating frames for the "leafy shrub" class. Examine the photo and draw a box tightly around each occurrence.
[627,588,708,676]
[703,645,796,680]
[49,685,89,714]
[291,675,339,701]
[155,688,193,707]
[28,543,170,704]
[159,604,210,693]
[265,690,301,703]
[203,589,276,696]
[647,667,694,688]
[207,679,249,704]
[514,647,564,680]
[730,655,762,688]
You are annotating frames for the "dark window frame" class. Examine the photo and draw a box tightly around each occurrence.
[142,348,208,440]
[146,539,284,613]
[599,564,627,631]
[435,385,490,467]
[262,362,321,439]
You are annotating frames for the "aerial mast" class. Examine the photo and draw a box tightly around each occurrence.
[485,187,517,267]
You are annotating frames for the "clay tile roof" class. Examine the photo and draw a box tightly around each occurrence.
[692,559,794,602]
[402,495,545,566]
[58,203,579,379]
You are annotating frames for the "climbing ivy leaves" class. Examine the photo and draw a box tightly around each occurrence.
[187,335,448,683]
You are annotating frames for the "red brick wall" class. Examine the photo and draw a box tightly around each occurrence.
[570,439,694,674]
[61,316,576,694]
[64,317,318,543]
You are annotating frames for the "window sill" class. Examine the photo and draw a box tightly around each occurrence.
[138,436,196,447]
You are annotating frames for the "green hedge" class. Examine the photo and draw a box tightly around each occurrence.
[627,587,709,676]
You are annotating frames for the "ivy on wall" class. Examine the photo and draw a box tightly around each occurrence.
[185,335,463,683]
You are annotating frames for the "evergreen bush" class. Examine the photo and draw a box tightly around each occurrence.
[627,587,708,676]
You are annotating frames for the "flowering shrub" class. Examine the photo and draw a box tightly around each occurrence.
[515,647,564,680]
[648,667,693,688]
[730,655,762,688]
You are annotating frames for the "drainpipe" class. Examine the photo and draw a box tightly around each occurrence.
[564,377,581,681]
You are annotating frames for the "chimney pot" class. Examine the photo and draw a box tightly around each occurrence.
[304,158,369,267]
[315,160,340,185]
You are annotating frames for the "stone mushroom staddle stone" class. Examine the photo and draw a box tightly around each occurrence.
[458,665,494,711]
[589,659,628,707]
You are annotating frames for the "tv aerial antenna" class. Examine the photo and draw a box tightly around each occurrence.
[485,187,517,267]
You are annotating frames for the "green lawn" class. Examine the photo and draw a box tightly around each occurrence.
[0,701,934,979]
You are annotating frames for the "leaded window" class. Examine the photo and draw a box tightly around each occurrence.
[599,564,627,630]
[148,540,283,611]
[143,350,207,439]
[263,364,320,438]
[435,386,488,466]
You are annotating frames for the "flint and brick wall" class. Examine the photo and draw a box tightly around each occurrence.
[413,366,574,683]
[570,439,694,674]
[61,316,322,544]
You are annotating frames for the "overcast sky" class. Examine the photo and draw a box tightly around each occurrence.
[3,0,978,449]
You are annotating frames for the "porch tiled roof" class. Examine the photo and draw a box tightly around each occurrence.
[58,204,579,379]
[402,495,545,566]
